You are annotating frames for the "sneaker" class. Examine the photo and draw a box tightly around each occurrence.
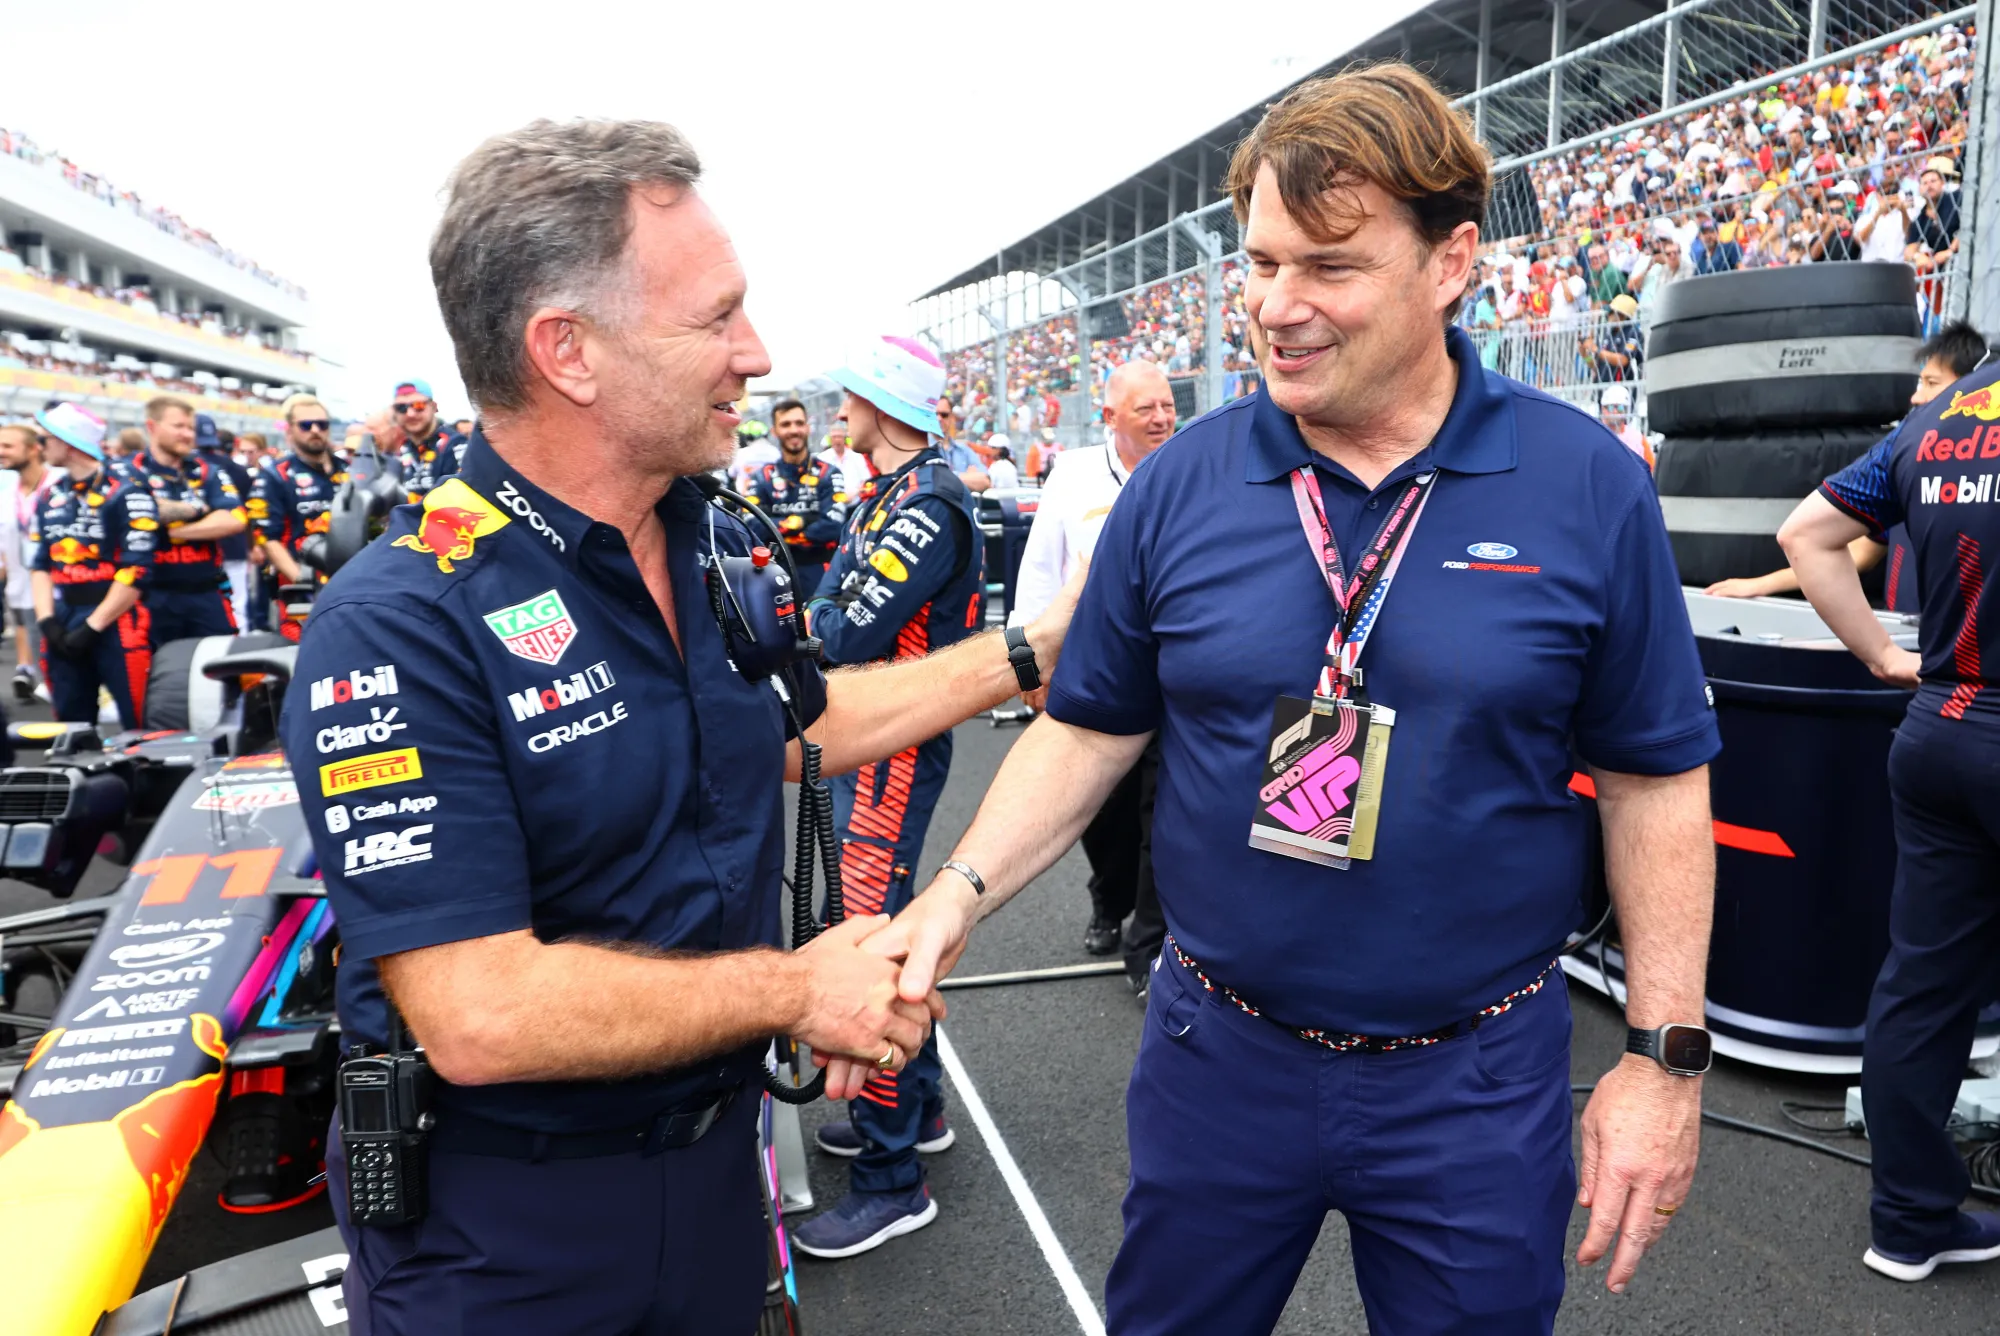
[791,1184,937,1259]
[11,664,37,702]
[1084,916,1122,956]
[1864,1211,2000,1282]
[815,1111,955,1158]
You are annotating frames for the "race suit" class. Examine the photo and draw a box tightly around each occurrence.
[31,467,157,726]
[807,446,984,1194]
[398,425,462,500]
[249,450,342,638]
[116,448,242,646]
[748,454,844,597]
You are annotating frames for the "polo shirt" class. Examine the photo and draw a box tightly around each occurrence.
[1010,443,1133,626]
[1819,357,2000,721]
[1047,327,1719,1033]
[284,431,826,1133]
[116,448,243,591]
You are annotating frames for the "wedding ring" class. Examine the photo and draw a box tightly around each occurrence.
[876,1045,897,1069]
[1653,1204,1679,1217]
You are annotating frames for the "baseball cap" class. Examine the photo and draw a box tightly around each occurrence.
[194,412,221,448]
[392,378,434,401]
[826,336,945,436]
[33,402,106,459]
[1600,385,1632,409]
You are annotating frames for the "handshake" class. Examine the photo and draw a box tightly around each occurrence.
[785,875,985,1101]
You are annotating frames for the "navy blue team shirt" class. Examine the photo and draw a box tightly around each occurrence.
[284,430,826,1133]
[1047,327,1720,1033]
[1821,357,2000,722]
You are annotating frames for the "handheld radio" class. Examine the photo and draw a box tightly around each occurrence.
[337,1010,433,1226]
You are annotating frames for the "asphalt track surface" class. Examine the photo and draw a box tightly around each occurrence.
[6,704,2000,1332]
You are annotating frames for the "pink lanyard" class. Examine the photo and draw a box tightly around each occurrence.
[1288,465,1438,700]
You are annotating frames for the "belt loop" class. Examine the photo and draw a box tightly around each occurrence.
[528,1132,550,1164]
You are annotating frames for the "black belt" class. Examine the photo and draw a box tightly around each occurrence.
[431,1085,739,1160]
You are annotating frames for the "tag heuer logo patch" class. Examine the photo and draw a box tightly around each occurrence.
[483,590,577,666]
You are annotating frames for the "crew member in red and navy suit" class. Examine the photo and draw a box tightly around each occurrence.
[1781,327,2000,1285]
[748,396,844,595]
[391,377,464,498]
[792,336,984,1260]
[250,393,344,641]
[116,394,246,646]
[27,402,158,727]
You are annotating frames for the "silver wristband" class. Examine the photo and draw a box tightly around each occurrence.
[940,859,987,897]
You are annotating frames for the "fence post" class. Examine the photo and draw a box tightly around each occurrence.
[1807,0,1829,59]
[1962,0,1999,333]
[1177,211,1229,415]
[1546,0,1566,150]
[1474,0,1492,141]
[1661,0,1680,111]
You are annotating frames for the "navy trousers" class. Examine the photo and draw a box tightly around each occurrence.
[328,1093,764,1336]
[1106,947,1575,1336]
[145,583,236,649]
[1863,705,2000,1255]
[45,600,150,728]
[831,731,952,1194]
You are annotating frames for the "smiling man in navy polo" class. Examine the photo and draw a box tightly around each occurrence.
[860,65,1721,1334]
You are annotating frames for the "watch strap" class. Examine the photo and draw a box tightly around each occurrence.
[1625,1026,1660,1063]
[1004,625,1041,692]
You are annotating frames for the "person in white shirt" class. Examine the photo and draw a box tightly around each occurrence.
[0,421,51,698]
[815,422,871,498]
[1856,163,1914,264]
[986,443,1019,490]
[1010,360,1175,981]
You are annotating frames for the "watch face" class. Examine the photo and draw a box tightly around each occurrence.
[1660,1024,1713,1074]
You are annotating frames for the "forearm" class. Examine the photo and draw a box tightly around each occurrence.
[30,572,52,622]
[1591,765,1713,1029]
[940,715,1152,914]
[804,627,1038,777]
[1779,494,1893,664]
[170,509,245,542]
[153,498,203,524]
[262,539,301,583]
[85,582,140,631]
[382,930,803,1086]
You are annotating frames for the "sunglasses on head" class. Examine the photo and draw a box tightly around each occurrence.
[392,400,431,414]
[294,419,331,432]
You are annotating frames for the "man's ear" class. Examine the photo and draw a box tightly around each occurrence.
[522,307,600,408]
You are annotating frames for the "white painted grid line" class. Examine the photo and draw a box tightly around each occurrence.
[936,1025,1108,1336]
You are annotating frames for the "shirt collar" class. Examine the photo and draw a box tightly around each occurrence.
[454,427,709,568]
[1244,326,1518,484]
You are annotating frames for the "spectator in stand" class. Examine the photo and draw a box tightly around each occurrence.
[1691,215,1741,273]
[1906,157,1961,331]
[1810,186,1863,261]
[1585,295,1644,382]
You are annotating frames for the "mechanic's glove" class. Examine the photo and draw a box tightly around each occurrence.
[66,622,102,658]
[37,616,73,660]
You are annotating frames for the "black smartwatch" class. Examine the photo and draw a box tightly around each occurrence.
[1626,1023,1713,1076]
[1004,625,1041,692]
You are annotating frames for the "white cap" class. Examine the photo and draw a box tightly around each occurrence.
[1600,385,1632,409]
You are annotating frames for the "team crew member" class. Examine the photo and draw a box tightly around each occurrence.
[250,395,343,637]
[793,335,985,1259]
[289,119,1077,1336]
[747,396,843,594]
[27,403,157,727]
[1708,320,1988,609]
[1780,342,2000,1283]
[1012,361,1175,979]
[118,395,246,646]
[851,66,1723,1333]
[195,412,255,629]
[391,378,460,497]
[728,417,777,491]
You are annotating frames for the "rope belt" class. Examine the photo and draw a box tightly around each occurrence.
[1166,935,1561,1055]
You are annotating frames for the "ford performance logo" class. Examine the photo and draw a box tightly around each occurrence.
[1467,542,1519,561]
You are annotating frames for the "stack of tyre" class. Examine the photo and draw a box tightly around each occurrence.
[1648,263,1923,593]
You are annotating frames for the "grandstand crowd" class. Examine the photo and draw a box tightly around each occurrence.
[0,125,307,299]
[936,20,1976,444]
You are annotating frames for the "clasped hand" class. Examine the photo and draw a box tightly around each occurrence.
[816,879,981,1101]
[793,914,945,1086]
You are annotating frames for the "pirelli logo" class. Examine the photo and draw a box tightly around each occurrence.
[320,747,423,797]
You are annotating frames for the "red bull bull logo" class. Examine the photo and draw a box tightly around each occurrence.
[391,478,510,573]
[46,537,100,566]
[1942,386,2000,423]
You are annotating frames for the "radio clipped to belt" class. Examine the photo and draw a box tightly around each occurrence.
[1249,467,1437,869]
[337,1008,434,1226]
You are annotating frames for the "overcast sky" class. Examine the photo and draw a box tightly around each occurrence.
[5,0,1428,417]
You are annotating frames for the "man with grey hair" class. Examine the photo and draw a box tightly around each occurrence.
[283,118,1081,1335]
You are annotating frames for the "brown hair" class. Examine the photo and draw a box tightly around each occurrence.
[0,423,37,451]
[144,394,194,422]
[115,427,146,452]
[1225,62,1489,251]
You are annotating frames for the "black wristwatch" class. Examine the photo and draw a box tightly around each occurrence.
[1626,1023,1713,1076]
[1004,625,1041,692]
